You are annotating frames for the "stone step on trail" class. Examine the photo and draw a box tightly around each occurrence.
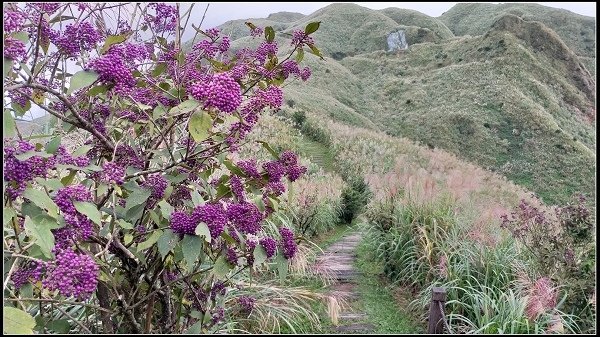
[313,231,375,334]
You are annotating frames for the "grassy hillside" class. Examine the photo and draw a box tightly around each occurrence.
[439,2,596,58]
[337,15,595,205]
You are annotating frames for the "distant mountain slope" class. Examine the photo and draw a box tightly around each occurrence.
[439,3,596,58]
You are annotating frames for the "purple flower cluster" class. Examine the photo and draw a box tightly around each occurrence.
[227,202,264,235]
[101,162,125,185]
[189,73,242,113]
[53,185,94,245]
[4,10,24,33]
[229,175,245,201]
[55,22,102,58]
[237,159,261,179]
[170,211,196,235]
[255,42,278,63]
[4,37,27,62]
[279,150,307,182]
[226,247,238,265]
[43,249,99,299]
[205,27,220,39]
[54,145,90,167]
[147,3,178,33]
[142,174,168,206]
[219,36,230,53]
[3,140,55,199]
[279,227,297,259]
[250,27,264,37]
[192,203,228,238]
[259,237,277,258]
[109,43,151,64]
[262,160,286,183]
[237,295,256,313]
[87,53,135,89]
[291,30,315,47]
[11,261,45,289]
[114,144,145,169]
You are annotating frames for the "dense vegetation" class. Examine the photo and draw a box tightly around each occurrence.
[5,2,595,335]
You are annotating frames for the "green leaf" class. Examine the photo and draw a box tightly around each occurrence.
[73,201,102,225]
[46,319,70,334]
[11,100,31,117]
[24,216,55,258]
[3,110,16,138]
[14,151,53,160]
[158,200,173,220]
[195,222,211,243]
[4,57,13,77]
[276,253,288,282]
[137,230,162,251]
[157,229,179,259]
[304,21,321,35]
[100,32,132,54]
[88,85,110,96]
[152,62,167,77]
[118,219,134,229]
[3,207,16,226]
[244,22,257,30]
[22,188,58,219]
[223,160,245,177]
[169,99,199,116]
[3,307,36,334]
[265,26,275,42]
[295,48,304,63]
[125,188,151,211]
[45,136,61,154]
[257,141,279,159]
[308,43,324,60]
[34,177,63,192]
[67,70,99,95]
[188,111,212,143]
[11,32,29,43]
[213,255,231,278]
[71,145,93,157]
[190,189,204,206]
[60,171,76,186]
[186,321,203,334]
[253,246,268,267]
[181,235,202,267]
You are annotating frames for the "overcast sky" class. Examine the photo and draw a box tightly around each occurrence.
[181,2,596,41]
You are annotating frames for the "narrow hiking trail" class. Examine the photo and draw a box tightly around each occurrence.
[314,231,376,333]
[313,229,422,334]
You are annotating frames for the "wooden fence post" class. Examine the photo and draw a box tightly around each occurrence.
[427,287,447,334]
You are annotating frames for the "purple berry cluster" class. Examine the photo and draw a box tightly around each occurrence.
[88,52,136,90]
[43,249,99,299]
[3,140,55,199]
[189,73,242,113]
[192,203,228,238]
[279,227,297,260]
[291,30,315,47]
[259,237,277,258]
[11,261,45,289]
[142,173,168,206]
[4,10,24,33]
[53,185,94,245]
[227,202,264,235]
[54,22,102,58]
[170,211,196,235]
[101,161,126,185]
[237,295,256,313]
[237,159,261,179]
[229,175,246,201]
[147,3,178,33]
[4,37,27,62]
